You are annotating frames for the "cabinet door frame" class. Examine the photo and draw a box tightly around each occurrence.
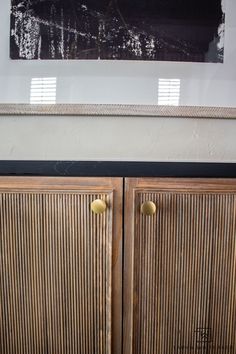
[0,176,123,354]
[123,177,236,354]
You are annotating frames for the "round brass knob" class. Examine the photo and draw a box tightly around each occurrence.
[141,201,157,216]
[91,199,107,214]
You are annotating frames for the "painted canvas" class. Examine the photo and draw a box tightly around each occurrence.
[10,0,225,62]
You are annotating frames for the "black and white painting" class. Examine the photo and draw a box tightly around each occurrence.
[10,0,225,62]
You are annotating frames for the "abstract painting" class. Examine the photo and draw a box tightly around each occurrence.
[10,0,225,62]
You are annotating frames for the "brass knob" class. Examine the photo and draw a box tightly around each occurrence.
[141,201,156,216]
[91,199,107,214]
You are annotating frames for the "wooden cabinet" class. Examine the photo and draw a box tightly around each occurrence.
[0,177,123,354]
[0,177,236,354]
[124,178,236,354]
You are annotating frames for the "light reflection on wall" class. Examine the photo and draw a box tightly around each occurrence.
[30,77,57,104]
[158,79,181,106]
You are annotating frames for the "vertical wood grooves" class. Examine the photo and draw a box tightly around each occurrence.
[130,189,236,354]
[0,190,113,354]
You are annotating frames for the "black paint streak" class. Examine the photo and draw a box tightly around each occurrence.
[10,0,225,62]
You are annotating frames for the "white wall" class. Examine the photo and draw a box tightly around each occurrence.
[0,115,236,162]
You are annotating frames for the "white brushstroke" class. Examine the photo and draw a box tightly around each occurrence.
[11,6,97,59]
[59,8,65,59]
[38,35,41,59]
[12,9,40,59]
[49,5,56,58]
[221,0,226,13]
[216,0,225,60]
[217,21,225,51]
[146,37,155,59]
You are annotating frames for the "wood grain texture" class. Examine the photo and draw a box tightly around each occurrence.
[0,177,122,354]
[0,104,236,119]
[124,178,236,354]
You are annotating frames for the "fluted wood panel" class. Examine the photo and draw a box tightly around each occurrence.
[0,177,122,354]
[124,179,236,354]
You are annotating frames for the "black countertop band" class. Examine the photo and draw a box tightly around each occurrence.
[0,161,236,178]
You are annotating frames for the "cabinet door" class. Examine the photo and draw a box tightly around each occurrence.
[124,178,236,354]
[0,177,122,354]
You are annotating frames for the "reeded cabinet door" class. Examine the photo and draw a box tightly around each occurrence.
[124,178,236,354]
[0,177,122,354]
